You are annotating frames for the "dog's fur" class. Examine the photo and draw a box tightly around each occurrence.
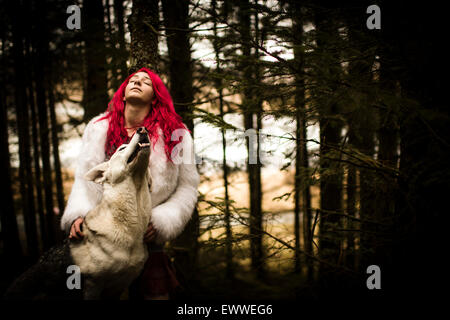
[5,129,152,300]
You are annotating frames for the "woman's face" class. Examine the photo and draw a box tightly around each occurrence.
[123,72,154,106]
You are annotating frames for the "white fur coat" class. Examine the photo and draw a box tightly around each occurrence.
[60,113,200,244]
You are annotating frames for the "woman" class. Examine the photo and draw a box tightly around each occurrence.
[60,67,200,300]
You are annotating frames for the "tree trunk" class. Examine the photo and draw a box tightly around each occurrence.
[33,0,56,247]
[29,82,48,250]
[220,96,233,280]
[357,120,376,270]
[211,0,234,280]
[253,0,264,280]
[105,0,116,87]
[292,0,303,276]
[12,0,39,261]
[161,0,200,285]
[0,30,24,272]
[48,83,65,243]
[83,0,109,121]
[374,55,398,270]
[301,119,313,280]
[23,15,48,250]
[238,0,264,280]
[345,130,356,270]
[340,1,377,272]
[346,12,376,271]
[291,0,312,278]
[113,0,129,83]
[314,7,343,282]
[161,0,194,126]
[129,0,160,73]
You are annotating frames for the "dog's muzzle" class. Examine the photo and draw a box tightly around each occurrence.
[137,127,150,149]
[127,127,150,163]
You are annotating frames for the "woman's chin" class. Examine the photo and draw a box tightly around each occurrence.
[125,96,152,107]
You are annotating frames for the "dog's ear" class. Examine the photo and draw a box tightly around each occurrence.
[85,162,109,184]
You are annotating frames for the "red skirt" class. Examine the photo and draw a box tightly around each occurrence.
[132,251,180,297]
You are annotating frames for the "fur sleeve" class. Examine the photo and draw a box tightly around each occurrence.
[60,115,108,233]
[151,129,200,244]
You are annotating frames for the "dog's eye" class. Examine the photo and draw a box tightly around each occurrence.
[118,146,126,151]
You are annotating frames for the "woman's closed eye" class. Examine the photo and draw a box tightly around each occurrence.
[129,80,151,86]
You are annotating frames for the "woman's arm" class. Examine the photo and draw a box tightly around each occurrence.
[60,115,108,233]
[151,129,200,244]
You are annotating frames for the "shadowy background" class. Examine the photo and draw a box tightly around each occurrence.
[0,0,448,304]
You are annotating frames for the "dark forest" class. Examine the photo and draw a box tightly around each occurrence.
[0,0,448,307]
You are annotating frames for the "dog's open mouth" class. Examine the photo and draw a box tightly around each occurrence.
[138,142,150,148]
[127,133,150,163]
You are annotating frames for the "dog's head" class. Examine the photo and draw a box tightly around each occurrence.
[85,127,151,186]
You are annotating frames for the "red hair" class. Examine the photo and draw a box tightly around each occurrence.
[97,68,187,161]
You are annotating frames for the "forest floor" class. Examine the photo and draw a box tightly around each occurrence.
[173,268,310,301]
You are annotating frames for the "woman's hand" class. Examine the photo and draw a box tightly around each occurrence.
[144,222,157,243]
[69,217,84,240]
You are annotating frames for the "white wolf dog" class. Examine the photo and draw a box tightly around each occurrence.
[5,127,152,300]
